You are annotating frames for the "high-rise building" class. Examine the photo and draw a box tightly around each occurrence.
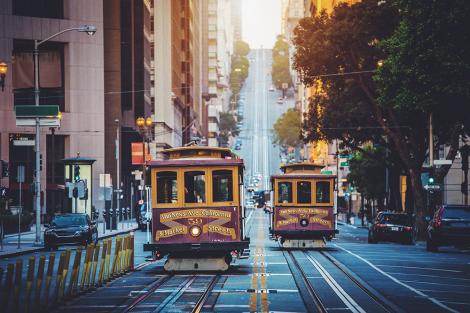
[103,0,153,211]
[0,0,105,216]
[231,0,242,41]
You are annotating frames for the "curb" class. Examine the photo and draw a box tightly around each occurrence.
[0,227,138,259]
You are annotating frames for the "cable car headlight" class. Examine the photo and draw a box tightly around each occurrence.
[300,218,309,227]
[189,225,202,237]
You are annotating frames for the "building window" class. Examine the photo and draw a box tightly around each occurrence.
[278,181,292,204]
[184,171,206,203]
[297,181,311,204]
[156,171,178,204]
[316,181,331,204]
[212,170,233,202]
[12,0,64,19]
[12,40,65,111]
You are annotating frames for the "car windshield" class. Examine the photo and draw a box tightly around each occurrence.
[379,214,411,226]
[52,215,87,227]
[443,207,470,219]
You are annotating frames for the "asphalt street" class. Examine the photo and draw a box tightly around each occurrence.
[5,48,470,312]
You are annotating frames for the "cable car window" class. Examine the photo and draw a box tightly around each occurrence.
[156,171,178,204]
[184,171,206,203]
[278,182,292,203]
[297,181,312,204]
[212,170,233,202]
[316,181,331,203]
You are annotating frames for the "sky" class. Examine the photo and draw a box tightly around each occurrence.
[242,0,282,49]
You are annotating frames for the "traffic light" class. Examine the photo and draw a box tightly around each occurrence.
[1,160,9,178]
[428,176,435,185]
[74,165,81,182]
[40,154,43,171]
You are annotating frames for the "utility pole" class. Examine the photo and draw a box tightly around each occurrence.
[115,119,121,227]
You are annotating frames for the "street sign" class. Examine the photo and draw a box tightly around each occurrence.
[321,170,333,174]
[13,139,35,146]
[424,184,441,191]
[17,165,25,183]
[433,159,452,165]
[16,118,60,127]
[15,105,59,117]
[340,161,349,167]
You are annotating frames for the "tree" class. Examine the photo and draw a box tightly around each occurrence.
[293,0,470,236]
[234,40,250,57]
[272,35,293,89]
[219,112,240,145]
[348,146,386,210]
[273,108,302,147]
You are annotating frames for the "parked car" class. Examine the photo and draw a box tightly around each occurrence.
[426,205,470,252]
[368,212,414,245]
[44,213,98,250]
[136,203,152,231]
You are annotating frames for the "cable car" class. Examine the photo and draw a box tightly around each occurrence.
[270,163,337,248]
[143,146,250,271]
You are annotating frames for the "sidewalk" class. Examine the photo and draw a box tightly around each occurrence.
[0,220,138,258]
[337,213,369,229]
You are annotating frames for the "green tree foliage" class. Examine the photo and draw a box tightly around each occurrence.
[234,40,250,57]
[293,0,470,235]
[219,112,240,146]
[348,146,386,209]
[273,108,302,147]
[272,35,292,89]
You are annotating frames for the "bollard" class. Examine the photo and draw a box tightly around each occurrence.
[97,240,107,286]
[125,236,130,272]
[67,247,82,297]
[130,234,134,271]
[84,244,95,290]
[24,256,36,313]
[111,237,120,277]
[13,259,23,313]
[2,264,14,311]
[35,256,46,307]
[117,237,123,274]
[80,244,92,291]
[90,243,100,288]
[105,238,112,282]
[122,236,127,273]
[59,249,71,301]
[55,252,66,303]
[44,254,55,308]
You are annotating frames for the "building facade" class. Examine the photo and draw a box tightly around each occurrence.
[0,0,105,217]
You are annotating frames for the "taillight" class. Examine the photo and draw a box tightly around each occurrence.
[433,208,443,228]
[376,224,386,228]
[404,226,412,232]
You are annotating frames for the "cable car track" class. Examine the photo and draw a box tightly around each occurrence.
[121,274,220,313]
[283,250,327,313]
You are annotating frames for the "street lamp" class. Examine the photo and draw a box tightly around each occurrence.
[0,61,7,91]
[135,116,153,201]
[32,25,97,246]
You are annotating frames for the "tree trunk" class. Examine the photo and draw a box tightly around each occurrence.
[408,167,428,240]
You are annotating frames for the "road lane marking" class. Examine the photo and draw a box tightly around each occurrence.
[305,253,366,313]
[374,264,461,273]
[387,272,470,282]
[401,280,470,288]
[335,244,459,313]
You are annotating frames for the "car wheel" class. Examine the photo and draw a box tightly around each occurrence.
[426,238,438,252]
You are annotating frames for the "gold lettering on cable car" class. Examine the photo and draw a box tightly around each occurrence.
[277,208,331,228]
[160,209,232,222]
[155,225,188,240]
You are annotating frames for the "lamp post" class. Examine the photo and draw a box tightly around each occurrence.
[0,62,7,91]
[136,117,153,202]
[32,25,97,246]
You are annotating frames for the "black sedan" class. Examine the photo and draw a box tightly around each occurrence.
[427,205,470,252]
[44,213,98,250]
[368,212,415,245]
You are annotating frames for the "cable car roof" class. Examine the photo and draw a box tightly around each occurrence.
[162,146,237,160]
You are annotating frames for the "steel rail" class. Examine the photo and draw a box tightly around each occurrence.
[121,274,173,313]
[319,251,405,313]
[283,250,327,313]
[191,275,220,313]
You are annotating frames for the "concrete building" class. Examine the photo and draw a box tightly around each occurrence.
[153,0,206,151]
[103,0,153,211]
[231,0,242,41]
[0,0,105,216]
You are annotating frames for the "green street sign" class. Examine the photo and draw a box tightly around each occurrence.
[340,161,349,167]
[15,105,59,118]
[321,170,333,174]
